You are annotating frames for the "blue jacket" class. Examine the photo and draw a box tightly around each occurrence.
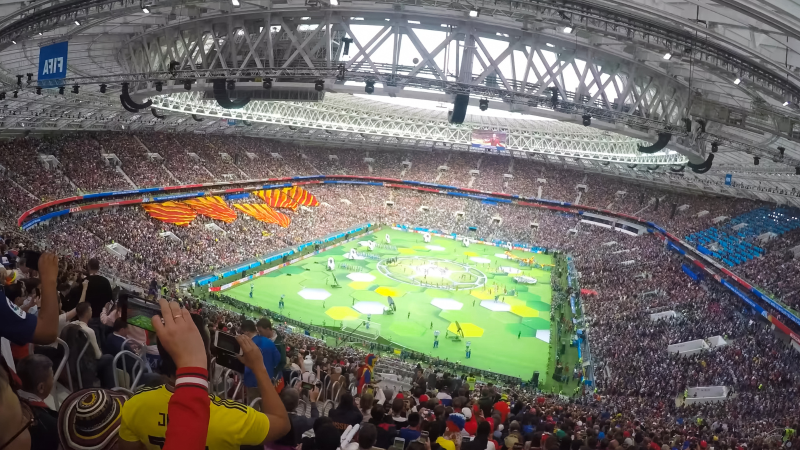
[243,334,281,387]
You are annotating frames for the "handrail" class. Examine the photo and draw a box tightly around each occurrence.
[112,349,151,390]
[75,327,93,390]
[53,338,72,409]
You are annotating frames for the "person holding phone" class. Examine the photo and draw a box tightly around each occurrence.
[240,319,281,403]
[118,305,291,450]
[1,253,59,372]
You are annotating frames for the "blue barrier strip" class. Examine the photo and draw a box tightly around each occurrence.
[750,289,800,328]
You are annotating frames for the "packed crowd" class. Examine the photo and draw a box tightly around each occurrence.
[3,132,800,450]
[3,234,800,450]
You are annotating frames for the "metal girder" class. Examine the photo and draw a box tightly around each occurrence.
[150,91,686,164]
[1,0,799,107]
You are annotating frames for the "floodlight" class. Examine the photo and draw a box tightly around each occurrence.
[663,52,672,60]
[469,9,479,17]
[733,78,741,85]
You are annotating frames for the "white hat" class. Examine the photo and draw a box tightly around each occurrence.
[462,407,473,419]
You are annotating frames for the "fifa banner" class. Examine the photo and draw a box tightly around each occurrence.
[38,41,69,88]
[471,130,507,152]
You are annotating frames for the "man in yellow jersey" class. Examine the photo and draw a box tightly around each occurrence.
[117,314,291,450]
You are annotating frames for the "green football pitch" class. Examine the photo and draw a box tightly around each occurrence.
[226,227,554,379]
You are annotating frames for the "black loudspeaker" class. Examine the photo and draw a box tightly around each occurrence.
[670,203,677,219]
[654,198,660,211]
[639,193,645,205]
[532,371,540,386]
[449,94,469,124]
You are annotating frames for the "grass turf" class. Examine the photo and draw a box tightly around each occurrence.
[226,227,554,379]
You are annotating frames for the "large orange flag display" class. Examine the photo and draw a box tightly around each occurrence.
[283,186,319,207]
[234,204,291,228]
[254,189,299,211]
[183,196,238,223]
[142,202,197,226]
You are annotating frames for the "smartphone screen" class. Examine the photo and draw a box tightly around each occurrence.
[119,293,161,332]
[214,331,242,355]
[301,382,315,390]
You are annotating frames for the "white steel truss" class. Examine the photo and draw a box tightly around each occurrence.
[152,91,685,165]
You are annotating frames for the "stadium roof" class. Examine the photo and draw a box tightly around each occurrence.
[1,0,800,205]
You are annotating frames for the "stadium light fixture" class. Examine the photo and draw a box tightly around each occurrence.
[663,52,672,60]
[545,43,555,47]
[733,78,741,85]
[783,100,790,107]
[469,9,479,17]
[563,26,573,33]
[142,5,150,13]
[75,20,81,26]
[11,40,16,44]
[330,0,338,5]
[37,32,43,36]
[231,0,240,6]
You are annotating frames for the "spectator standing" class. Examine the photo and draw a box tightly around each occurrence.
[257,317,287,380]
[399,412,422,447]
[148,299,210,450]
[462,422,492,450]
[357,423,383,450]
[84,258,113,319]
[241,319,281,402]
[117,314,290,449]
[330,392,364,432]
[1,254,59,372]
[280,386,320,443]
[71,302,116,388]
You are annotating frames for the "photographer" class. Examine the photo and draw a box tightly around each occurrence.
[280,385,320,443]
[1,253,60,365]
[118,305,290,449]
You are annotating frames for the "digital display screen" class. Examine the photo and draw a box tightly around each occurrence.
[471,130,507,152]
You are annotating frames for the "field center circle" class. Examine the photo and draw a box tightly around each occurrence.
[376,256,487,290]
